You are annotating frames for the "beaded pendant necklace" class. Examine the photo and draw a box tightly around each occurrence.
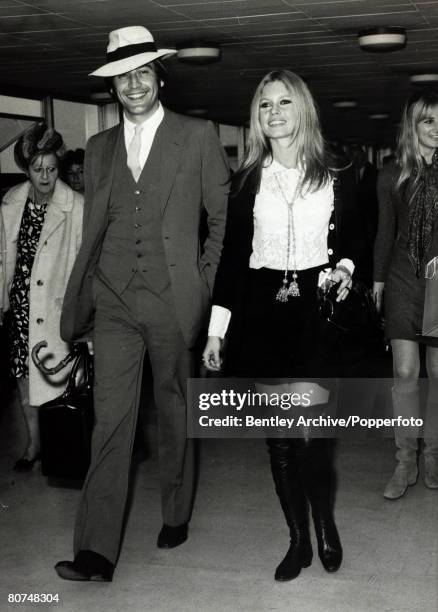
[274,172,302,302]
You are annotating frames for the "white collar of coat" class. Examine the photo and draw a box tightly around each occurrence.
[2,178,77,212]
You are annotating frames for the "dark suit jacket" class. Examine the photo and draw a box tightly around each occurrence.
[61,109,229,347]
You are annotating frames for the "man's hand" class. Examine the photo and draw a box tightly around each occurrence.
[202,336,222,371]
[373,281,385,313]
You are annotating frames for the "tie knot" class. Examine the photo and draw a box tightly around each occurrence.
[134,125,142,136]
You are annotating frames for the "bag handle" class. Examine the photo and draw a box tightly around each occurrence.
[31,341,82,375]
[64,344,93,396]
[425,257,438,280]
[31,341,92,392]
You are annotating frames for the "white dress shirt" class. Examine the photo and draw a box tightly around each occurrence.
[123,103,164,171]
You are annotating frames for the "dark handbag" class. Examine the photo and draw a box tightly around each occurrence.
[31,342,93,480]
[317,280,380,333]
[316,280,382,364]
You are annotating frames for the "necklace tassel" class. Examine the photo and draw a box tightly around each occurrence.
[276,278,290,302]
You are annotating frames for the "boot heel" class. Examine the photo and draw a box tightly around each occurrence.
[301,547,313,568]
[274,542,313,582]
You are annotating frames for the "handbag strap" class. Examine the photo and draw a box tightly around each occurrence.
[64,343,93,395]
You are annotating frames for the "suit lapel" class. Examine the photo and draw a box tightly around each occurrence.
[158,111,186,215]
[95,125,123,210]
[85,125,122,245]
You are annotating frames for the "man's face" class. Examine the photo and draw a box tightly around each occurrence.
[113,63,160,123]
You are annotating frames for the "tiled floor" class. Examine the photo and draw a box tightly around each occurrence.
[1,375,437,612]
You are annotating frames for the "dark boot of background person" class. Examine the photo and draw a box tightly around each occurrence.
[266,438,313,581]
[384,387,419,499]
[295,437,343,573]
[424,381,438,489]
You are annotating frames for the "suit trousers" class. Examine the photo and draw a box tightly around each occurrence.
[73,272,195,564]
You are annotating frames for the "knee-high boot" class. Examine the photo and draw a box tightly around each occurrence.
[295,437,342,573]
[424,380,438,489]
[266,438,313,581]
[384,386,419,499]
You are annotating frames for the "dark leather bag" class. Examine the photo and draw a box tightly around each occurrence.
[317,280,380,332]
[316,280,383,365]
[32,342,93,480]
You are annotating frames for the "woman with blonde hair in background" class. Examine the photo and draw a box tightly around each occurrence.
[374,91,438,499]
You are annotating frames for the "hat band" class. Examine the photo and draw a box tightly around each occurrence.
[107,42,157,63]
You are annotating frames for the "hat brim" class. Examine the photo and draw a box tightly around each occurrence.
[90,49,176,77]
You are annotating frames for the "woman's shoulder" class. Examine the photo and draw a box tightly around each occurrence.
[231,164,261,194]
[2,180,30,206]
[52,179,84,213]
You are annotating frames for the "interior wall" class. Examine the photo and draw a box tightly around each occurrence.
[0,98,100,173]
[0,95,42,173]
[53,99,100,150]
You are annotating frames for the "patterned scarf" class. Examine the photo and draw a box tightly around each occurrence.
[407,150,438,277]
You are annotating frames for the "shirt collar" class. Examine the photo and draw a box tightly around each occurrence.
[123,102,164,135]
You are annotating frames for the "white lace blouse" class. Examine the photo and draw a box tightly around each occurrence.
[249,160,333,270]
[208,160,354,338]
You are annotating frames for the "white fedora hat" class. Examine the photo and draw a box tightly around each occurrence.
[90,26,176,77]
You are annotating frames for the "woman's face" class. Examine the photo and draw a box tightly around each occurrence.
[417,105,438,160]
[258,80,298,143]
[28,153,59,200]
[67,163,84,193]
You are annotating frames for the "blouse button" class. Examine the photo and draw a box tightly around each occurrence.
[37,279,44,286]
[329,223,335,230]
[327,248,334,255]
[36,318,44,324]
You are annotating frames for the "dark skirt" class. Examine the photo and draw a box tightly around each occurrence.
[385,243,438,346]
[224,265,327,378]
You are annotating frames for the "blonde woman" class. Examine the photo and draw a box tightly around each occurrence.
[203,70,355,581]
[374,91,438,499]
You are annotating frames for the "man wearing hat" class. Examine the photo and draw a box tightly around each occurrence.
[55,26,229,581]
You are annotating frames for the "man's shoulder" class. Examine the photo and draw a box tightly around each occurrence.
[163,108,212,135]
[86,124,120,151]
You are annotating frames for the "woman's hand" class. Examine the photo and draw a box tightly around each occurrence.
[331,265,353,302]
[373,281,385,313]
[202,336,222,371]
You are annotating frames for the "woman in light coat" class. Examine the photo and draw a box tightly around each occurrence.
[0,123,83,470]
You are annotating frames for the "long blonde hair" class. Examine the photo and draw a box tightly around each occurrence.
[396,91,438,190]
[234,70,331,194]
